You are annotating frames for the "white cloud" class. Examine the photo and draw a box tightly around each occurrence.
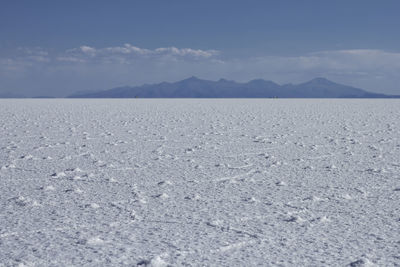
[120,44,151,55]
[17,47,49,56]
[13,47,51,63]
[79,45,97,55]
[154,47,218,58]
[62,43,219,62]
[56,56,86,63]
[309,49,400,70]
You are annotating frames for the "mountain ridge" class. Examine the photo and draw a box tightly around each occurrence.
[67,77,399,98]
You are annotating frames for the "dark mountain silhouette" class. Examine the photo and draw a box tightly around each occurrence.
[67,76,398,98]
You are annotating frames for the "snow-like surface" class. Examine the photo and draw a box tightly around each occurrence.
[0,99,399,266]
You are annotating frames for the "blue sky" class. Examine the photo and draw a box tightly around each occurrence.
[1,0,400,96]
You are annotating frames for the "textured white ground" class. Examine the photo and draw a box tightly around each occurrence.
[0,99,399,266]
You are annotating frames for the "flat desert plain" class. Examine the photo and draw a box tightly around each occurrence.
[0,99,399,266]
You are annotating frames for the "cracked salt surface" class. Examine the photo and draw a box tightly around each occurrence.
[0,99,399,266]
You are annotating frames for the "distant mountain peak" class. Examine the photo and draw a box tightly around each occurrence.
[182,76,202,82]
[308,77,335,84]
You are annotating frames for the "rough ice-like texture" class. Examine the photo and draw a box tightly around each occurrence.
[0,99,399,266]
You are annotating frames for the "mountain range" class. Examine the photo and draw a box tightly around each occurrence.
[68,77,399,98]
